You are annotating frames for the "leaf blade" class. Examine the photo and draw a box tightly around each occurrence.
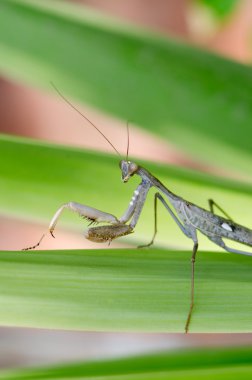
[0,0,252,174]
[1,347,252,379]
[0,248,252,333]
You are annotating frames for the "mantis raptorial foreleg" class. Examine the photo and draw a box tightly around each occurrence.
[22,201,131,250]
[85,224,133,243]
[48,202,120,237]
[208,199,233,221]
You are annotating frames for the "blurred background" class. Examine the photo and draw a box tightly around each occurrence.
[0,0,252,372]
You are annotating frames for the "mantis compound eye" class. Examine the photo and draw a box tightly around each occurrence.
[128,162,138,175]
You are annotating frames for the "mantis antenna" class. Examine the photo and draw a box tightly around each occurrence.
[50,82,121,157]
[126,121,130,161]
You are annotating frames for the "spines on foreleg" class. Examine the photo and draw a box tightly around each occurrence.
[22,201,121,250]
[49,201,119,236]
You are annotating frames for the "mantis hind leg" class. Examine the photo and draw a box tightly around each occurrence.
[185,240,198,334]
[208,235,252,257]
[137,192,199,333]
[208,199,233,221]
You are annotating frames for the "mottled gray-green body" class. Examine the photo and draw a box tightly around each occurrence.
[127,163,252,256]
[179,201,252,246]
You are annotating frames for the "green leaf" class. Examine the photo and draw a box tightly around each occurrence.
[0,0,252,175]
[0,347,252,379]
[0,248,251,333]
[197,0,239,18]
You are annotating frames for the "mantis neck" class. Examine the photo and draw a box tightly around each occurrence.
[137,166,183,202]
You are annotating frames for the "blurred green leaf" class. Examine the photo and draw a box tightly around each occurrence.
[198,0,239,18]
[0,347,252,379]
[0,0,252,175]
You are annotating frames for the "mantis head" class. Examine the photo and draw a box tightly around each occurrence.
[119,160,139,183]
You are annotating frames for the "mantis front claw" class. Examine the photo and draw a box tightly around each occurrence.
[22,202,127,250]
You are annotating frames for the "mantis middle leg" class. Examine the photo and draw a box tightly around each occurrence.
[139,192,192,248]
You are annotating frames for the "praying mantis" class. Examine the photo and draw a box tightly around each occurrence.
[23,88,252,333]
